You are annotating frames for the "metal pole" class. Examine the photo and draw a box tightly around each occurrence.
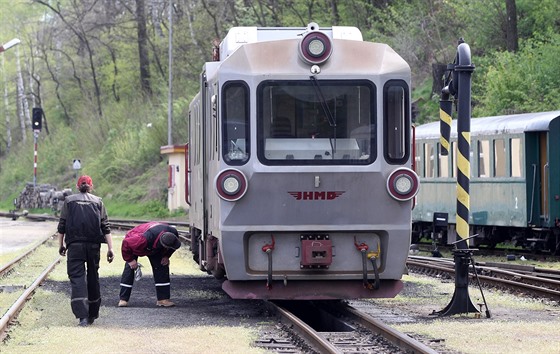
[167,1,173,145]
[455,42,475,249]
[33,130,39,187]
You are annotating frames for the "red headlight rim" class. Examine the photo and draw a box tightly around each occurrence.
[299,31,332,64]
[215,169,248,201]
[387,168,419,201]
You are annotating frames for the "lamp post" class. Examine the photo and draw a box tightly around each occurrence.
[0,38,21,53]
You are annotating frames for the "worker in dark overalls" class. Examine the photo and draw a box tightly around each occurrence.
[57,175,114,327]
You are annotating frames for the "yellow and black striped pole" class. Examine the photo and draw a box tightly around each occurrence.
[439,94,452,156]
[455,43,475,249]
[436,41,481,318]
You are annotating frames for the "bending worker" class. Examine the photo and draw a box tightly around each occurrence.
[118,222,181,307]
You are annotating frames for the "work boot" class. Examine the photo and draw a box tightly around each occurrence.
[87,317,95,325]
[118,300,128,307]
[156,299,175,307]
[78,318,89,327]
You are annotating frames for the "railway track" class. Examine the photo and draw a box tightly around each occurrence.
[407,255,560,301]
[260,300,438,353]
[0,236,61,339]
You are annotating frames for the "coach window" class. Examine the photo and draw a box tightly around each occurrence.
[494,139,506,177]
[425,143,434,178]
[222,82,249,165]
[414,143,424,177]
[478,139,490,178]
[438,143,450,177]
[511,138,522,177]
[384,81,409,164]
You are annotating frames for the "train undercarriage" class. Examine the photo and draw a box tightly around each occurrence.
[412,222,560,255]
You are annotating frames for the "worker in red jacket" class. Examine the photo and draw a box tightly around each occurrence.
[118,222,181,307]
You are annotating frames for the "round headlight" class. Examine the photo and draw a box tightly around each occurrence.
[386,168,419,201]
[215,169,248,201]
[222,175,241,195]
[394,174,413,195]
[298,31,333,65]
[308,38,326,57]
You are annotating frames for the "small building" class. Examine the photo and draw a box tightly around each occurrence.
[160,144,188,211]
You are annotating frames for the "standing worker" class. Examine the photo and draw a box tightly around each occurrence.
[118,222,181,308]
[57,175,114,327]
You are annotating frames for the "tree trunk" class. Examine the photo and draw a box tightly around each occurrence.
[15,46,29,143]
[136,0,152,96]
[2,55,13,153]
[329,0,340,25]
[431,63,447,98]
[505,0,518,52]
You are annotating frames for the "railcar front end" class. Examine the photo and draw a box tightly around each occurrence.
[188,23,419,299]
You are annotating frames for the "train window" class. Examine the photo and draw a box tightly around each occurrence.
[384,81,410,164]
[414,143,424,177]
[257,80,376,165]
[424,143,434,178]
[438,143,450,178]
[222,82,250,165]
[494,139,506,177]
[478,140,490,177]
[511,138,522,177]
[452,141,457,177]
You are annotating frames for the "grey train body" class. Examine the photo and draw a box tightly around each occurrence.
[187,23,419,299]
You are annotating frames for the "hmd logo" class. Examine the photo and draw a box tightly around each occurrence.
[288,191,345,201]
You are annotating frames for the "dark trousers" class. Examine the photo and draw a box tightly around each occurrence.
[66,242,101,319]
[119,252,171,301]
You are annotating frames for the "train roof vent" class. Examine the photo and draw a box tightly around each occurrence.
[332,26,363,41]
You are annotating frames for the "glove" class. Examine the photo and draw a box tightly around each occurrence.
[59,246,66,256]
[107,250,114,263]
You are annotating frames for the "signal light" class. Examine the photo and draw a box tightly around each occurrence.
[32,107,43,131]
[215,168,248,201]
[386,167,419,201]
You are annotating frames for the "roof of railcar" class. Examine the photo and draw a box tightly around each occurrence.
[415,110,560,139]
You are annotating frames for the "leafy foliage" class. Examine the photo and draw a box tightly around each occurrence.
[475,32,560,116]
[1,0,560,217]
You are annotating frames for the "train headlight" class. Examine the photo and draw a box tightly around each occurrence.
[215,168,248,201]
[387,167,419,201]
[298,31,333,65]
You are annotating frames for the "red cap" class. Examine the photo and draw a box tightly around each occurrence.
[76,175,93,188]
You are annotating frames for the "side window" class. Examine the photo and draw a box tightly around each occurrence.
[384,81,409,164]
[451,141,457,178]
[511,138,522,177]
[414,142,424,177]
[425,143,434,178]
[438,143,449,177]
[494,139,506,177]
[478,139,490,177]
[222,82,249,165]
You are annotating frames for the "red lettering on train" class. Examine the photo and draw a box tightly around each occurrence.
[288,191,345,200]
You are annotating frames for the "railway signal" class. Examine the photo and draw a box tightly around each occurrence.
[31,107,44,187]
[434,40,490,318]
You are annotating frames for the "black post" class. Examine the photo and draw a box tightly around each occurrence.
[434,40,480,317]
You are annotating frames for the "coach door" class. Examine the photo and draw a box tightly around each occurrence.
[538,132,549,225]
[526,131,549,227]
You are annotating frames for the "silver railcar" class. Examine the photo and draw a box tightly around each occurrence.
[187,23,419,299]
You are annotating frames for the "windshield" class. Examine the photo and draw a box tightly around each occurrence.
[257,80,376,165]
